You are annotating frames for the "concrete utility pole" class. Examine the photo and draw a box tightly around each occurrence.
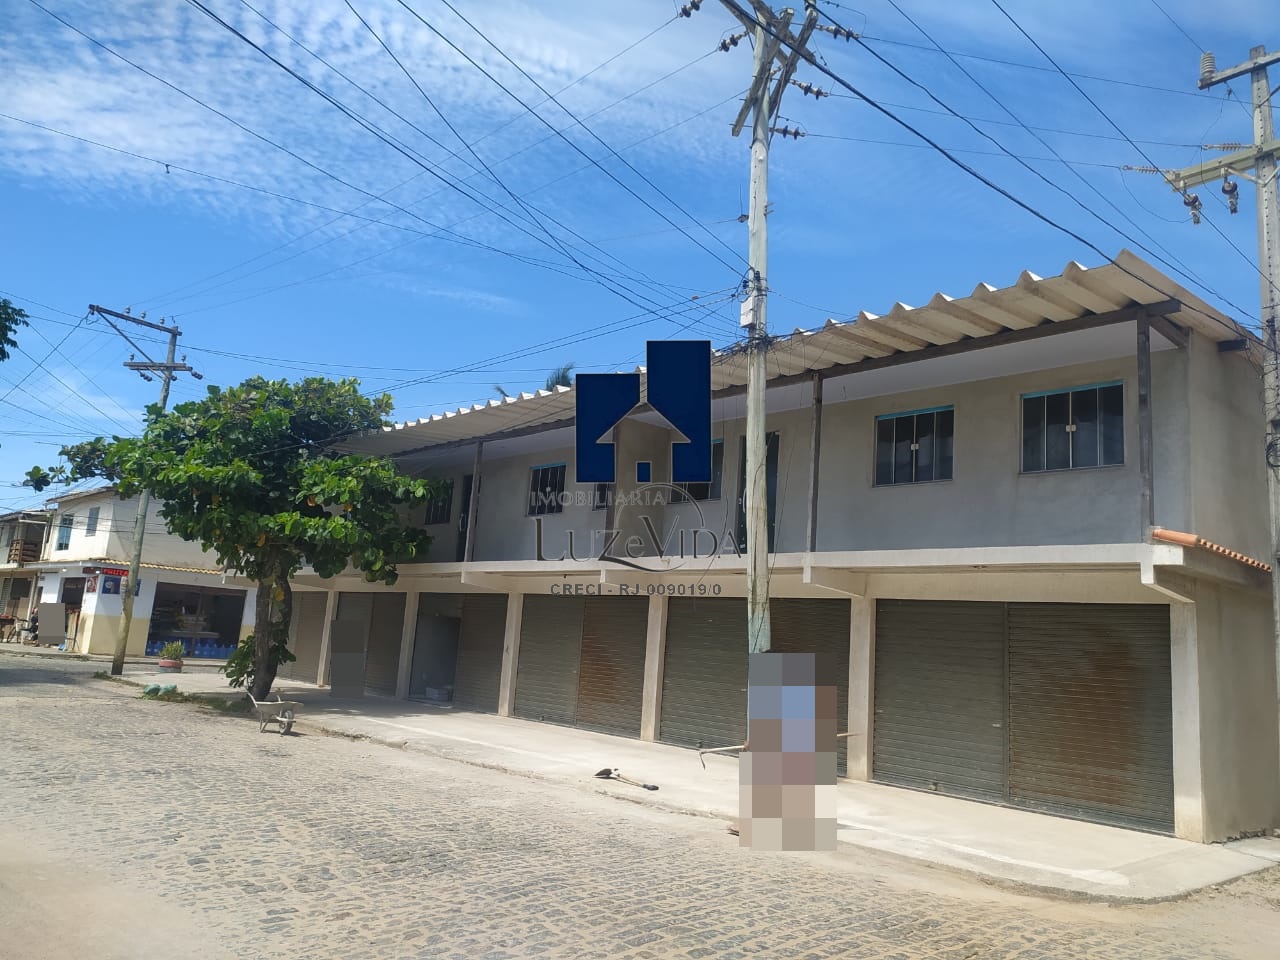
[1166,45,1280,764]
[89,305,197,676]
[719,0,818,655]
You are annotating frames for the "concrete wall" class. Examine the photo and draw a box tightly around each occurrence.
[37,565,255,656]
[1186,335,1269,558]
[1186,581,1280,841]
[47,492,224,570]
[406,469,467,563]
[817,356,1147,549]
[470,441,598,562]
[402,337,1264,561]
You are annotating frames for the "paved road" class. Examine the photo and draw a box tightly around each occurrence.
[1,655,1276,960]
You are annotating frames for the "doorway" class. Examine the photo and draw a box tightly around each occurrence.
[409,594,463,702]
[60,577,86,644]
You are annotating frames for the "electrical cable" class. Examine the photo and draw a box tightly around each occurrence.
[730,2,1262,333]
[864,1,1208,292]
[393,0,747,274]
[181,0,738,334]
[988,0,1280,304]
[30,0,632,286]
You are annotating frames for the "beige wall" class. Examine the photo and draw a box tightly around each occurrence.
[1188,581,1280,841]
[399,332,1266,563]
[1186,335,1269,558]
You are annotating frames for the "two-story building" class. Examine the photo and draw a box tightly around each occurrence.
[0,509,51,637]
[29,486,257,658]
[286,250,1279,845]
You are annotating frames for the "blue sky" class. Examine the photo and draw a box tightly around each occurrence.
[0,0,1273,511]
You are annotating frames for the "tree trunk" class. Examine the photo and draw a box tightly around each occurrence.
[249,571,292,700]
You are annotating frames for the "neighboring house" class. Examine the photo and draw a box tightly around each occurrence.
[287,250,1278,845]
[0,509,52,633]
[29,486,256,659]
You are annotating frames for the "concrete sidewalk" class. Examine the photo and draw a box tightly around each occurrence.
[120,666,1280,902]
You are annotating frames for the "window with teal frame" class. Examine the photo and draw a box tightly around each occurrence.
[874,406,954,485]
[1021,382,1123,472]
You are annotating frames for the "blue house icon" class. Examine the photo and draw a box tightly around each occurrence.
[575,340,712,485]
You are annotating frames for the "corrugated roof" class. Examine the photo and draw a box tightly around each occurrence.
[341,250,1254,457]
[1150,528,1272,574]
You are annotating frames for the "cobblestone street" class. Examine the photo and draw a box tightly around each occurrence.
[1,655,1276,960]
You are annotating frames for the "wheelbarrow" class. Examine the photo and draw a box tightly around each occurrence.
[245,691,302,735]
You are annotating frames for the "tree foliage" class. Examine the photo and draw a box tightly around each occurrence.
[0,297,28,363]
[30,376,444,698]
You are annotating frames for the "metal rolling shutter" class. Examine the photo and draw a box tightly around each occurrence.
[281,592,325,682]
[659,598,748,750]
[1007,603,1173,832]
[576,596,648,737]
[363,593,406,697]
[452,594,508,713]
[771,598,851,775]
[873,600,1006,801]
[514,595,584,725]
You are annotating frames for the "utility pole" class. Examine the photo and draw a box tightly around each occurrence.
[717,0,818,656]
[89,304,198,676]
[1165,45,1280,769]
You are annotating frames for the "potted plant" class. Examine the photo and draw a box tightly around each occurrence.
[157,640,186,674]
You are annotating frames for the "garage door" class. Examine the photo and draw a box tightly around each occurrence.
[659,598,748,750]
[873,600,1174,832]
[514,595,584,725]
[452,594,508,713]
[873,600,1007,801]
[576,596,648,737]
[280,592,326,682]
[772,598,851,775]
[1007,603,1173,831]
[364,593,406,697]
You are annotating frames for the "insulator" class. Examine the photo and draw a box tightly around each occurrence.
[1200,51,1216,80]
[678,0,702,17]
[1223,176,1240,213]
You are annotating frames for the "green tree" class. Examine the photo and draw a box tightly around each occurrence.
[0,297,28,362]
[29,377,443,698]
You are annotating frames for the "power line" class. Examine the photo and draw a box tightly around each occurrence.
[138,8,682,312]
[1145,0,1253,119]
[393,0,747,275]
[858,31,1235,102]
[805,131,1131,168]
[30,0,627,287]
[15,324,139,433]
[738,4,1262,333]
[863,1,1207,292]
[987,0,1272,307]
[338,0,688,304]
[826,92,1207,148]
[180,0,736,334]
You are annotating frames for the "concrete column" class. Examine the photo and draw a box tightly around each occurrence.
[639,593,670,741]
[1170,598,1207,842]
[497,592,524,717]
[846,596,874,781]
[394,591,421,701]
[316,590,339,688]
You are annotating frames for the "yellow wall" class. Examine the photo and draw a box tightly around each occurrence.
[74,612,151,656]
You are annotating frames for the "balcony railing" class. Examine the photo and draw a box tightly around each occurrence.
[6,539,41,565]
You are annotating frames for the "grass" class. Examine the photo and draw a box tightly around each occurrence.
[139,686,252,714]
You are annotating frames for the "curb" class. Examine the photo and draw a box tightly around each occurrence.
[295,717,730,825]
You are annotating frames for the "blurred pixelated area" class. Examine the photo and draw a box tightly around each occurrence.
[740,651,838,851]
